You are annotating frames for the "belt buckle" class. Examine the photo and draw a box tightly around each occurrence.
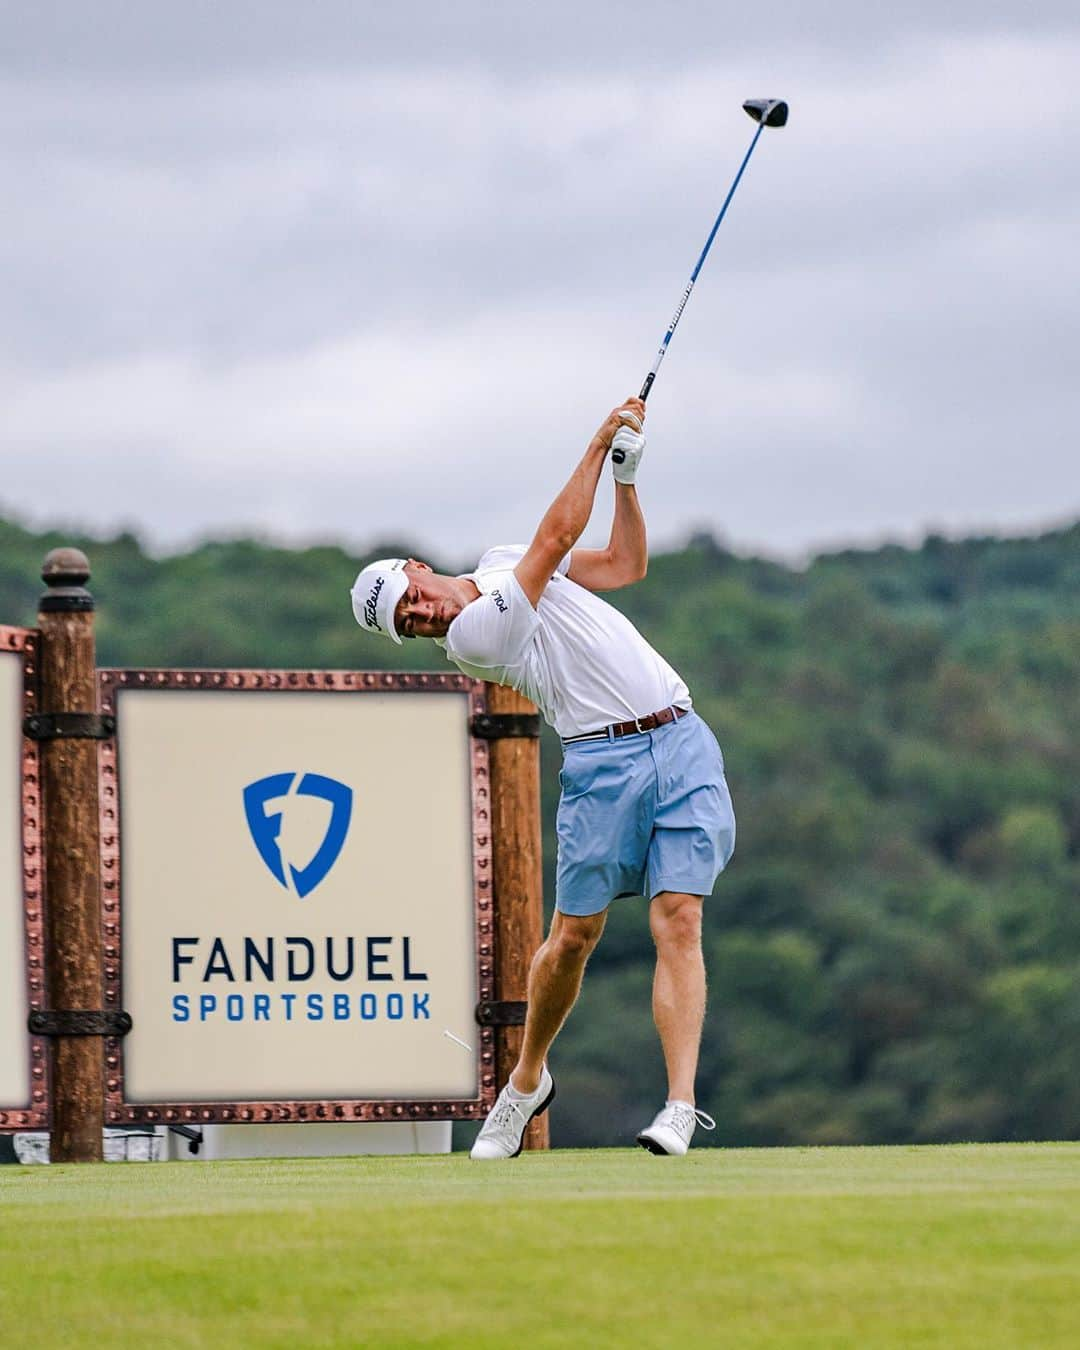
[633,716,646,734]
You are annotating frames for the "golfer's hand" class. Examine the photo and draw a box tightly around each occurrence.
[611,410,645,484]
[592,398,646,452]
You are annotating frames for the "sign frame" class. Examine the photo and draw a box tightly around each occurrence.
[0,625,48,1131]
[97,667,497,1129]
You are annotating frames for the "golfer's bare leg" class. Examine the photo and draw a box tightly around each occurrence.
[649,891,706,1104]
[512,909,607,1095]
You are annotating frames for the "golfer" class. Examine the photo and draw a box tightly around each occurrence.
[350,398,735,1157]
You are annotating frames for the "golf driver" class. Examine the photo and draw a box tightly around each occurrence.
[615,97,787,462]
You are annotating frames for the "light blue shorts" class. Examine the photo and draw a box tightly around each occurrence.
[555,710,736,917]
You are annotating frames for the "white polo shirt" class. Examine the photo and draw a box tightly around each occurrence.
[435,544,691,739]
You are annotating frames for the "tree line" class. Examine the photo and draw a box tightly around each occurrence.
[2,514,1078,1147]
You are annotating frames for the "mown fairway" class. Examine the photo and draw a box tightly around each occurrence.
[1,1143,1077,1348]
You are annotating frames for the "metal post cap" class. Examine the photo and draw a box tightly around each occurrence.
[40,547,94,612]
[42,547,90,586]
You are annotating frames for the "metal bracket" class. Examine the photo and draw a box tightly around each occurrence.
[168,1124,204,1156]
[23,713,116,741]
[28,1010,132,1037]
[475,1000,528,1027]
[470,713,540,740]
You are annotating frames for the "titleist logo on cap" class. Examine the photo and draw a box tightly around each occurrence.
[364,576,385,630]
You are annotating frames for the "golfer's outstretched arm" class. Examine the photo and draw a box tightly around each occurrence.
[515,397,645,608]
[567,481,647,591]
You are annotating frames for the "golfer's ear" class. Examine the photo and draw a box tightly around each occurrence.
[407,559,433,573]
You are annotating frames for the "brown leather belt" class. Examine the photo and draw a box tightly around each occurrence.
[562,705,689,745]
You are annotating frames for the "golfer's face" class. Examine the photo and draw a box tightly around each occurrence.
[394,567,461,639]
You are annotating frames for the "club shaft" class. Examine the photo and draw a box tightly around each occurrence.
[639,121,765,402]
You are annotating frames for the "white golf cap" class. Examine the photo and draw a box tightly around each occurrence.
[350,558,410,644]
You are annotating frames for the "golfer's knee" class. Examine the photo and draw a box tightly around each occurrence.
[548,913,605,965]
[651,894,703,952]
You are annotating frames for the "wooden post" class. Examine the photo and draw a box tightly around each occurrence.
[38,549,104,1163]
[486,682,549,1150]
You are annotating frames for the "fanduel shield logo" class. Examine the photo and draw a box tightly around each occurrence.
[243,773,353,900]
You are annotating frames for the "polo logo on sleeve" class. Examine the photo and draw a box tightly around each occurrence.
[491,589,508,614]
[243,773,353,899]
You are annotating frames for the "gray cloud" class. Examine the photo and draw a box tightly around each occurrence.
[1,6,1077,562]
[6,1,1079,75]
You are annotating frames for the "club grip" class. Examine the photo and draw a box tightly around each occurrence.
[618,373,653,456]
[612,406,643,465]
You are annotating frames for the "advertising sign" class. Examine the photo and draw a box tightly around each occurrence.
[99,670,495,1127]
[0,627,46,1130]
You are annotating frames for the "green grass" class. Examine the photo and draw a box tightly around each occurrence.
[1,1144,1078,1348]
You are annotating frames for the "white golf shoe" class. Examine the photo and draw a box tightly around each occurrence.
[470,1066,555,1160]
[636,1100,716,1156]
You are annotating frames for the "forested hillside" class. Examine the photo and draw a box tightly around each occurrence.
[3,514,1078,1148]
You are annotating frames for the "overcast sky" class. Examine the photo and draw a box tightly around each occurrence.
[2,2,1078,563]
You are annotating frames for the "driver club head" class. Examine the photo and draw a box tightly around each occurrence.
[743,98,789,128]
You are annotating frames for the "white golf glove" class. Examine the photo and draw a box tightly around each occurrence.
[611,411,645,485]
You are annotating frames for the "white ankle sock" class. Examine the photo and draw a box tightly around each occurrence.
[508,1071,543,1100]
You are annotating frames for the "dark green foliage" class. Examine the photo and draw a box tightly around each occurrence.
[3,513,1078,1147]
